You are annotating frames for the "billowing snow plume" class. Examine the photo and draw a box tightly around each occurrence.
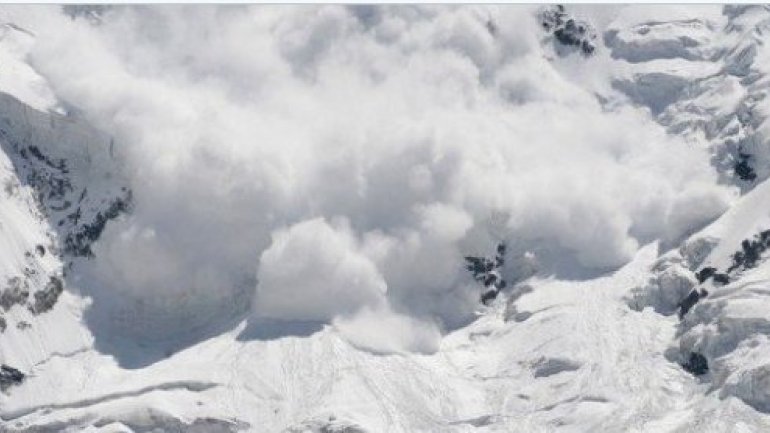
[13,5,733,350]
[253,217,386,322]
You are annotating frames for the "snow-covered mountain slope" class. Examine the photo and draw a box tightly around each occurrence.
[0,17,130,428]
[5,4,770,433]
[603,5,770,189]
[0,21,90,372]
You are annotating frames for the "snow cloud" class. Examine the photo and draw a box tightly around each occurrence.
[253,217,386,322]
[334,306,442,355]
[17,5,734,351]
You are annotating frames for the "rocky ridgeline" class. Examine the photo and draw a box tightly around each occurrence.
[0,92,131,332]
[0,100,132,257]
[0,94,133,259]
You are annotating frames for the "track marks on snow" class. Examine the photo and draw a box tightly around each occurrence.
[1,380,219,421]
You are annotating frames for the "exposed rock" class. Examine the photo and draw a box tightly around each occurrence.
[540,5,596,56]
[63,190,132,257]
[465,242,507,304]
[695,266,717,283]
[735,152,758,182]
[682,352,709,376]
[712,273,730,285]
[0,364,25,391]
[29,275,63,315]
[0,276,29,311]
[481,289,498,305]
[727,230,770,273]
[678,289,708,319]
[0,92,131,264]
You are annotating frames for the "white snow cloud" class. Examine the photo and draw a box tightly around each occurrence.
[18,5,734,347]
[252,217,386,322]
[333,305,442,354]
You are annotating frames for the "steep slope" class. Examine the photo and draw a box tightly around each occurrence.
[0,17,129,425]
[605,5,770,189]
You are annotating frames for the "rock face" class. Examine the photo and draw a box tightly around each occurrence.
[726,229,770,272]
[696,266,717,283]
[0,91,130,334]
[465,242,507,304]
[28,276,63,315]
[677,289,708,318]
[0,364,24,391]
[0,92,132,260]
[682,352,709,376]
[540,5,597,56]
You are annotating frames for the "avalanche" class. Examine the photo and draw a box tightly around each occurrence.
[2,4,770,433]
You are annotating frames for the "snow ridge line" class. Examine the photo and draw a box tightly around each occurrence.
[0,380,219,421]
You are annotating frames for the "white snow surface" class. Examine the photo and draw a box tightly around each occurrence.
[3,4,770,433]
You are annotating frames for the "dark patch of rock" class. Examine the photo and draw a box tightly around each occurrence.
[540,5,596,56]
[735,152,757,182]
[682,352,709,376]
[0,277,29,311]
[677,289,706,318]
[695,266,717,283]
[63,191,132,257]
[465,242,507,305]
[481,290,498,305]
[29,275,63,314]
[0,364,25,391]
[712,273,730,285]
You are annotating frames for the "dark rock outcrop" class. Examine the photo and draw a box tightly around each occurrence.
[540,5,597,56]
[0,364,25,391]
[682,352,709,376]
[0,276,29,311]
[678,289,708,318]
[727,231,770,273]
[712,273,730,285]
[466,243,507,305]
[29,276,64,315]
[695,266,717,283]
[63,189,132,257]
[735,152,757,182]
